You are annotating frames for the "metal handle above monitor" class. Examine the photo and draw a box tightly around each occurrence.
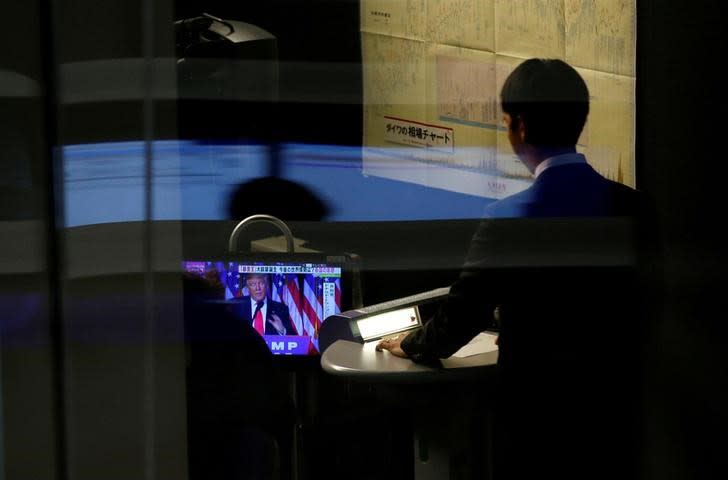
[228,214,295,253]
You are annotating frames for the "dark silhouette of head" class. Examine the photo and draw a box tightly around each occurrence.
[228,176,330,221]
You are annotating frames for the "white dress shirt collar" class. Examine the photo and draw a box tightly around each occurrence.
[534,153,587,179]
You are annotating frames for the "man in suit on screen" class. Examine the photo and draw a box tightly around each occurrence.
[233,272,294,336]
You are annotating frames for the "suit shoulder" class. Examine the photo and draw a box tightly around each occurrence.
[606,180,645,215]
[483,188,534,218]
[271,299,289,311]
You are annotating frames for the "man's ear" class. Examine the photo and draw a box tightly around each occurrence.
[516,115,527,142]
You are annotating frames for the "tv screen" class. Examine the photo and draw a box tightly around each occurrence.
[182,257,345,356]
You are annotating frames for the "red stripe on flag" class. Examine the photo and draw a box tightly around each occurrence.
[287,276,303,313]
[284,276,303,335]
[302,277,321,334]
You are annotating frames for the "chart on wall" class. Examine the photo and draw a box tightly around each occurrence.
[361,0,636,200]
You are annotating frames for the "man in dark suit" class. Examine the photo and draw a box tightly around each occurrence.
[233,272,295,336]
[377,59,654,480]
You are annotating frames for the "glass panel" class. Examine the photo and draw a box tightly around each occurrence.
[23,1,642,480]
[54,1,187,479]
[0,1,59,479]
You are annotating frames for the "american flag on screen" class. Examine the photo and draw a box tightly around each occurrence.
[262,271,341,353]
[269,273,299,336]
[302,275,323,351]
[271,273,285,303]
[223,262,242,299]
[281,274,304,336]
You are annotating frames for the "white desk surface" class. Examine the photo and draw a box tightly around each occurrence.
[320,337,498,383]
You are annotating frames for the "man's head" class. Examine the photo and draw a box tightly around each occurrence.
[500,58,589,151]
[246,273,268,302]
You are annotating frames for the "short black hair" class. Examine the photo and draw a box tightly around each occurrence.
[500,58,589,148]
[228,176,330,221]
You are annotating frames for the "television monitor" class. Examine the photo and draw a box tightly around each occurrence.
[181,254,350,356]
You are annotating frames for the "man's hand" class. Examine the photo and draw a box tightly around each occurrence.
[268,314,286,335]
[375,333,409,358]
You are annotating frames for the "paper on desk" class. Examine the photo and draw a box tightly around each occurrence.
[451,332,499,358]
